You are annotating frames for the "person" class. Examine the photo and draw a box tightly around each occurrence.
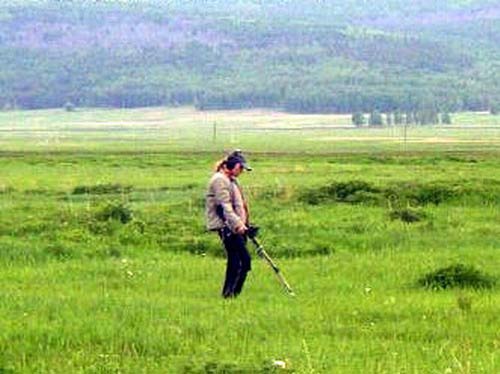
[206,150,253,298]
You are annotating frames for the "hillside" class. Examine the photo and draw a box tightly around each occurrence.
[0,0,498,113]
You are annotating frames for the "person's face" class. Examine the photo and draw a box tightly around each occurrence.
[231,163,244,177]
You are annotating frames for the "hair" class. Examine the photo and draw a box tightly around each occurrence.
[225,156,239,170]
[214,158,227,172]
[214,156,239,172]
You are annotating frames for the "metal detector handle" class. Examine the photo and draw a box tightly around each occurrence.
[250,236,295,296]
[251,237,280,271]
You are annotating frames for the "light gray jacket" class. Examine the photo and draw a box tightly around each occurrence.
[205,172,247,233]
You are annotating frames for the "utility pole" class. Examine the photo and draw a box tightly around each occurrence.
[403,121,408,152]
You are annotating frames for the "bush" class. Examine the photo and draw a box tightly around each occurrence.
[300,180,380,205]
[411,184,456,205]
[386,182,458,206]
[343,190,382,204]
[418,264,496,290]
[301,179,492,207]
[389,207,426,223]
[183,359,292,373]
[95,201,133,224]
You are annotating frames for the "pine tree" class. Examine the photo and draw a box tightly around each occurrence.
[352,112,366,127]
[369,110,383,126]
[386,112,393,126]
[394,111,403,125]
[491,105,499,115]
[441,112,452,124]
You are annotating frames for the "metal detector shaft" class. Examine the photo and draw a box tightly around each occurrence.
[249,237,295,296]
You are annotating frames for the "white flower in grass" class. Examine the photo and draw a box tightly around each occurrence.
[272,360,286,369]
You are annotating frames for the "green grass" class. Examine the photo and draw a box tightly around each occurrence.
[0,108,499,372]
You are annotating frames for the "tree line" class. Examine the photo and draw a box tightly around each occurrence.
[352,111,453,127]
[0,2,498,114]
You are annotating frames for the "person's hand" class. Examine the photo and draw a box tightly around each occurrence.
[236,225,247,235]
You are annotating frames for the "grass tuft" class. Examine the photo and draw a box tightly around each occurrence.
[44,243,74,260]
[418,263,496,290]
[182,360,291,373]
[95,201,134,224]
[301,180,474,206]
[300,180,380,205]
[389,207,426,223]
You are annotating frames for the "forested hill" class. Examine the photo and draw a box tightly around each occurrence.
[0,0,499,113]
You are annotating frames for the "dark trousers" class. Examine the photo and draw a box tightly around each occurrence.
[219,229,251,298]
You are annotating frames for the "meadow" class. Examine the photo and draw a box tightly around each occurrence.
[0,107,499,373]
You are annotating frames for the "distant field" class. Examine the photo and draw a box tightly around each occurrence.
[0,108,499,372]
[0,107,499,153]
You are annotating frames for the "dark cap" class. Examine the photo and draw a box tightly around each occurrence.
[226,149,252,171]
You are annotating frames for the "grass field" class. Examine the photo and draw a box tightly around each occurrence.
[0,107,499,373]
[1,107,499,153]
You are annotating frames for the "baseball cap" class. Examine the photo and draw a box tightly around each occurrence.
[227,149,252,171]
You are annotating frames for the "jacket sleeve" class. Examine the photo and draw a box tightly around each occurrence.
[212,176,245,232]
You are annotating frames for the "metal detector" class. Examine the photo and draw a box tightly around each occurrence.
[247,226,295,296]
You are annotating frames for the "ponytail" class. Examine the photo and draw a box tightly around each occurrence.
[214,158,227,172]
[214,152,241,172]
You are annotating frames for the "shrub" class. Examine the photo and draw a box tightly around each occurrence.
[330,181,379,201]
[183,359,291,373]
[95,201,133,224]
[343,190,382,204]
[418,264,496,290]
[300,180,380,205]
[386,182,458,206]
[411,184,456,205]
[389,207,426,223]
[301,179,489,207]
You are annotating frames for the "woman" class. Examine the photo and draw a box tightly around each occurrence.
[206,150,253,298]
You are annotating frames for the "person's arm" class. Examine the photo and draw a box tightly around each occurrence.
[212,176,246,234]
